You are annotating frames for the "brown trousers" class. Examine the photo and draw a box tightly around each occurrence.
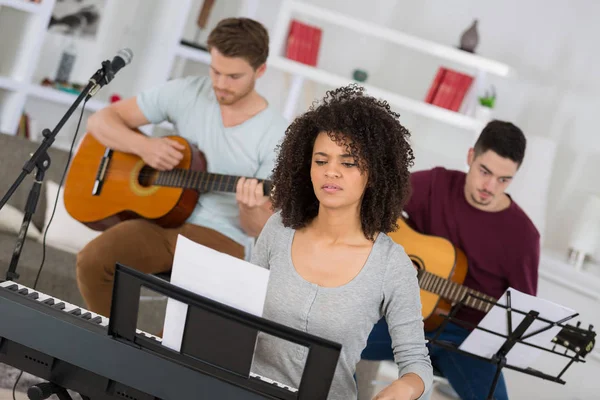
[76,219,245,318]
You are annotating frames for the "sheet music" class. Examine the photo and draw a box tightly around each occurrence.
[458,287,576,369]
[161,235,270,352]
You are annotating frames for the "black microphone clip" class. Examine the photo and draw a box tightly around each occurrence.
[87,48,133,99]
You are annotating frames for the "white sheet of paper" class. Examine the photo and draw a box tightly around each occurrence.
[161,235,270,352]
[458,287,576,369]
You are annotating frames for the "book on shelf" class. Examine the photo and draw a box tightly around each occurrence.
[285,19,322,67]
[425,67,474,112]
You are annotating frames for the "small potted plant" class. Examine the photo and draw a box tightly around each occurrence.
[476,86,496,122]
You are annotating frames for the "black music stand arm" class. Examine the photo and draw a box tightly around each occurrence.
[486,309,538,400]
[1,60,113,282]
[427,290,582,400]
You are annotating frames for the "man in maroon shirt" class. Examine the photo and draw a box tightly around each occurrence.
[359,120,540,400]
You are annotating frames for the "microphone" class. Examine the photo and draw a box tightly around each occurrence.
[87,48,133,98]
[110,48,133,76]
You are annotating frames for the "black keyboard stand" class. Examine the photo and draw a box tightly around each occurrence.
[27,381,90,400]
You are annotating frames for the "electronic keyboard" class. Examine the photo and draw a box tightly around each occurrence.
[0,280,300,399]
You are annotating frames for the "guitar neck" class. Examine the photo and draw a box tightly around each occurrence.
[418,270,497,313]
[153,169,271,195]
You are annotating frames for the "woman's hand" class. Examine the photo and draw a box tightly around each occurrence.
[372,375,422,400]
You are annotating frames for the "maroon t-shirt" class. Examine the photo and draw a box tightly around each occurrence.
[403,167,540,328]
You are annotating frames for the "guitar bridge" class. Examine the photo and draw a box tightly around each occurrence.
[92,148,113,196]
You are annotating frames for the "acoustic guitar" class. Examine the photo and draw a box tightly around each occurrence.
[388,218,596,357]
[63,132,272,231]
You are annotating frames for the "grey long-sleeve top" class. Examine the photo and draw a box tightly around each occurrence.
[250,213,433,399]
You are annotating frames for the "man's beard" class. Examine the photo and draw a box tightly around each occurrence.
[214,82,254,105]
[471,190,493,206]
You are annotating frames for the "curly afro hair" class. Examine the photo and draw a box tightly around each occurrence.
[270,84,415,240]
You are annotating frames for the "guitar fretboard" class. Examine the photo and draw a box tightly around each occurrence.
[153,169,248,193]
[417,270,497,313]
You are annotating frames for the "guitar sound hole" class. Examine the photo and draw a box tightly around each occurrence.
[138,166,158,187]
[411,258,424,271]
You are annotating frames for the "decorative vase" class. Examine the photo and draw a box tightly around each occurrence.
[353,69,368,83]
[55,39,77,84]
[459,19,479,53]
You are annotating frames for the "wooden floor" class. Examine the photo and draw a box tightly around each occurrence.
[0,388,28,400]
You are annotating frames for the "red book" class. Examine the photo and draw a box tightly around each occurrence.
[310,28,322,66]
[285,20,322,67]
[449,74,474,111]
[432,72,454,109]
[429,68,474,111]
[425,68,446,104]
[285,20,301,61]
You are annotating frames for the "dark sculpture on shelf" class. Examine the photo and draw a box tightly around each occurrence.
[459,19,479,53]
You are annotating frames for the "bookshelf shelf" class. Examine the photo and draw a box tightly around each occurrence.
[267,0,511,127]
[269,56,485,131]
[174,43,486,132]
[26,84,108,112]
[287,0,513,77]
[0,76,24,92]
[0,0,44,14]
[176,44,211,64]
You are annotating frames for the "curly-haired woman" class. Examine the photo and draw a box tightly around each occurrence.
[250,84,432,400]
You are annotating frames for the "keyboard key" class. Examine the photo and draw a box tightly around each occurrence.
[43,298,55,306]
[69,308,82,316]
[52,302,66,310]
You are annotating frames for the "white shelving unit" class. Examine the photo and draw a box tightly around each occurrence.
[0,76,23,92]
[0,0,45,14]
[266,0,514,127]
[26,83,108,112]
[172,44,489,132]
[0,0,55,133]
[269,55,486,131]
[284,1,513,77]
[0,0,194,149]
[1,0,514,148]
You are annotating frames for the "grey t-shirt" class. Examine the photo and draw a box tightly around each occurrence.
[250,213,433,399]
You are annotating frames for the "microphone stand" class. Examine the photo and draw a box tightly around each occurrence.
[0,59,115,282]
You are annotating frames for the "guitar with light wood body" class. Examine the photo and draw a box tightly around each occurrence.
[63,132,272,231]
[388,218,597,356]
[388,218,478,332]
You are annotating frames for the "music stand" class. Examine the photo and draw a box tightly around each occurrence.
[109,264,342,399]
[428,289,590,400]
